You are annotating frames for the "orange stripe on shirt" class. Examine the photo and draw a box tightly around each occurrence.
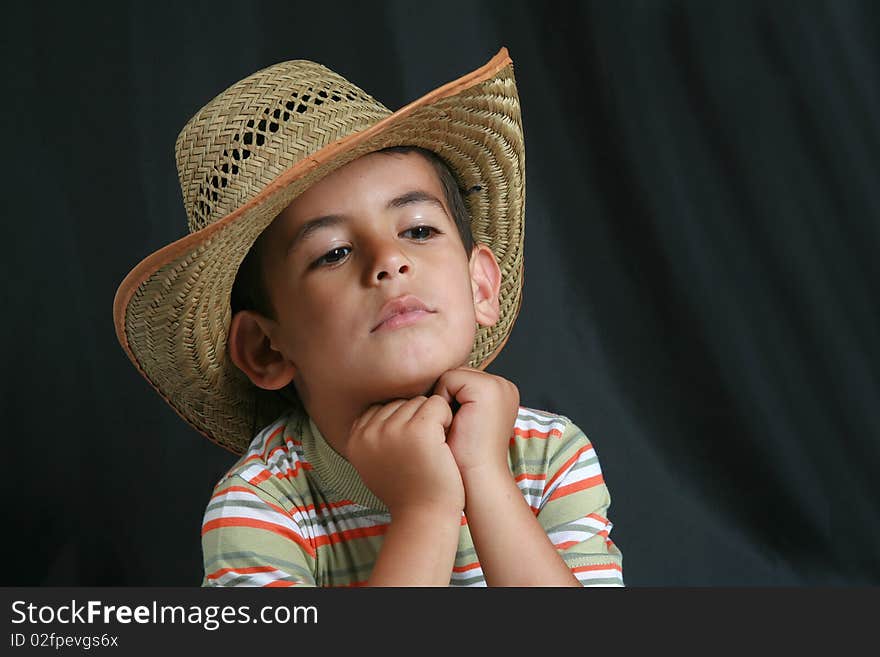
[206,565,279,580]
[243,443,288,466]
[274,460,314,479]
[513,426,563,440]
[314,522,389,547]
[211,484,344,527]
[543,443,594,494]
[202,517,316,558]
[514,472,547,483]
[452,561,482,573]
[548,474,605,502]
[240,426,285,464]
[248,460,313,485]
[554,530,609,550]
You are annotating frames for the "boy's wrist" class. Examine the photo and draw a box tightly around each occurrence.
[370,500,462,587]
[460,464,518,514]
[389,500,464,524]
[459,462,512,491]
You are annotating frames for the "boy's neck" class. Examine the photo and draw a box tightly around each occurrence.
[303,381,437,461]
[305,402,363,460]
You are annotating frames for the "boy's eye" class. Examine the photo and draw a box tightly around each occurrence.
[402,225,437,240]
[314,246,351,267]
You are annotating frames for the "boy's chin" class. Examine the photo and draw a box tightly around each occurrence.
[354,345,475,402]
[365,368,453,403]
[368,379,438,403]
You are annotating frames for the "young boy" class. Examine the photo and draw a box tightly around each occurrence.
[113,48,623,586]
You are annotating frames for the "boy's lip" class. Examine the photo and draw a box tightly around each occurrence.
[371,294,435,332]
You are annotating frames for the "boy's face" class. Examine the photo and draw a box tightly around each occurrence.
[255,150,498,407]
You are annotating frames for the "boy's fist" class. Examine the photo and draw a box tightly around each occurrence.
[346,395,464,516]
[432,367,520,479]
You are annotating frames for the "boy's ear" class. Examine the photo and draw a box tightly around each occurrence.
[469,243,502,328]
[227,310,297,390]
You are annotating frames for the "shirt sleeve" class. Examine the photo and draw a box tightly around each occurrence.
[200,474,317,587]
[531,416,624,586]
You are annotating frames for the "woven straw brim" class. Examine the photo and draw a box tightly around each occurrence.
[113,50,525,455]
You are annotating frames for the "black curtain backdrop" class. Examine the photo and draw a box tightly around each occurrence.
[3,0,877,586]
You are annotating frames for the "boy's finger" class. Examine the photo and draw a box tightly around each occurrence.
[372,398,410,423]
[380,395,450,436]
[432,368,479,404]
[351,403,383,432]
[385,396,429,424]
[407,394,453,429]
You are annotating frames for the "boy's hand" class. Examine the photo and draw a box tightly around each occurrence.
[347,395,465,516]
[432,367,520,480]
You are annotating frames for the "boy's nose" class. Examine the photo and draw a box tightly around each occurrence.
[368,241,412,283]
[375,262,410,281]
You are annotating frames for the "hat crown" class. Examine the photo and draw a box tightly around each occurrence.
[174,60,392,233]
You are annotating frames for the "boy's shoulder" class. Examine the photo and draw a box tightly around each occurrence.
[511,406,608,516]
[213,407,307,492]
[515,405,573,433]
[511,405,591,461]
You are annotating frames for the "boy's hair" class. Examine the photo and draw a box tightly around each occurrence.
[231,146,475,320]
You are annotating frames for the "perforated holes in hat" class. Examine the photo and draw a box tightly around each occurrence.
[191,83,365,230]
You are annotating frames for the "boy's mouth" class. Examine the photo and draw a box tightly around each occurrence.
[371,294,435,332]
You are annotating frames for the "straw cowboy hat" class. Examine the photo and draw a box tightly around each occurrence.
[113,47,525,455]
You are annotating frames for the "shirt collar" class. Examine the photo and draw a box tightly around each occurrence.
[299,412,389,512]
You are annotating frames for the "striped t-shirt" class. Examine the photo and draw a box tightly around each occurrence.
[201,406,623,587]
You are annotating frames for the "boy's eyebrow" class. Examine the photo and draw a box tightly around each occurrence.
[386,190,446,213]
[287,214,347,256]
[286,190,447,256]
